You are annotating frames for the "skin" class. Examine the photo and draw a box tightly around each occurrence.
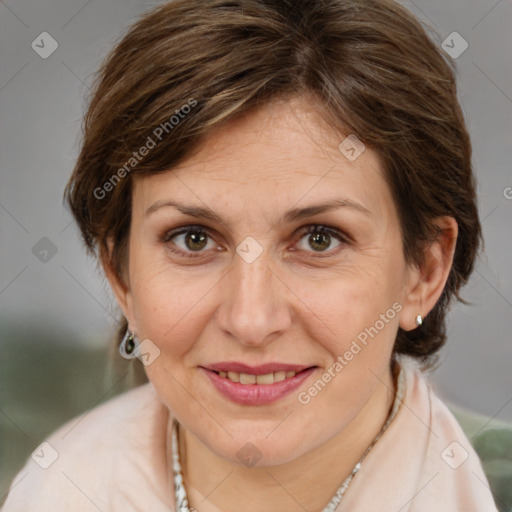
[104,96,457,512]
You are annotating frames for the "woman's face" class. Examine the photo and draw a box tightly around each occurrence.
[116,96,418,466]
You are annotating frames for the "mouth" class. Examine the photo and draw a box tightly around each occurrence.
[211,369,304,384]
[199,362,318,405]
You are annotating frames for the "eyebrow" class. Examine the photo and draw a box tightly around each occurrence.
[145,198,372,225]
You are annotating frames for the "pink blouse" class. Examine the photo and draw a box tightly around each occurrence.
[1,358,498,511]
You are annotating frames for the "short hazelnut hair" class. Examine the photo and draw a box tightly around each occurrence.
[64,0,482,365]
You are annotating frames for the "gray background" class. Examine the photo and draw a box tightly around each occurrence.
[1,0,511,450]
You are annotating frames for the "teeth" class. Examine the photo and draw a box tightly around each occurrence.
[239,373,256,384]
[218,370,297,384]
[274,371,286,382]
[256,373,275,384]
[227,371,239,383]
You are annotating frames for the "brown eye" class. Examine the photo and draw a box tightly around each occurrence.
[162,226,216,257]
[183,230,209,251]
[296,225,348,254]
[308,231,332,251]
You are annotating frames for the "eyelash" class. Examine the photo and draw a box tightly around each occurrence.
[160,224,351,259]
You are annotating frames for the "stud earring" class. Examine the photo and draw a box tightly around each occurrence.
[119,329,139,359]
[415,314,423,327]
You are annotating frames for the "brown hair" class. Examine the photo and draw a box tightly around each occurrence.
[64,0,482,366]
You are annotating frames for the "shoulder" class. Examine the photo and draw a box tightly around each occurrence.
[46,381,165,456]
[342,357,498,511]
[400,359,498,511]
[1,383,174,511]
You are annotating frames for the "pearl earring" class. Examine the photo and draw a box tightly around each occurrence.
[415,314,423,327]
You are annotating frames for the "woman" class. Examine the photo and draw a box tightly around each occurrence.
[1,0,499,510]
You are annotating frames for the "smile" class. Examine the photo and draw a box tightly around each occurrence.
[216,370,298,385]
[199,363,317,405]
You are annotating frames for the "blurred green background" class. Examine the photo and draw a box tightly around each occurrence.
[1,320,511,510]
[0,320,146,504]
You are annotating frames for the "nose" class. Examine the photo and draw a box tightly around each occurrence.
[216,248,292,348]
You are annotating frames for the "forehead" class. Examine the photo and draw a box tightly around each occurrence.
[132,97,393,223]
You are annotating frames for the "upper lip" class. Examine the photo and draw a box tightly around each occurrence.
[203,362,315,375]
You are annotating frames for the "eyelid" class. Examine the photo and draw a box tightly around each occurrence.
[161,224,214,243]
[300,224,352,244]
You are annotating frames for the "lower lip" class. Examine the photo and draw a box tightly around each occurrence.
[200,367,317,405]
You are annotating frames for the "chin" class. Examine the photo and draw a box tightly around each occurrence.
[218,437,308,468]
[196,418,317,468]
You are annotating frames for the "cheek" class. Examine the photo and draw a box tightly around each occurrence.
[300,263,400,352]
[129,257,217,357]
[301,273,400,412]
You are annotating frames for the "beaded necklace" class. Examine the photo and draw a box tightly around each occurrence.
[171,365,405,512]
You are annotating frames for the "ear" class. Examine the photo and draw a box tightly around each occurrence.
[399,216,458,331]
[100,238,137,333]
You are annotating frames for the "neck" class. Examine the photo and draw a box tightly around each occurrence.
[177,364,396,512]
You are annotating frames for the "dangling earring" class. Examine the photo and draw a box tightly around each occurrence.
[119,329,139,359]
[415,314,423,327]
